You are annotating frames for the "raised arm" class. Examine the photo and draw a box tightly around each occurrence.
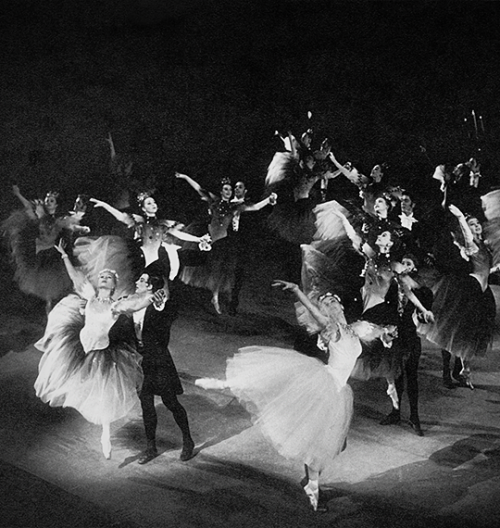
[89,198,135,228]
[12,185,38,219]
[449,204,475,251]
[54,240,90,295]
[175,172,217,202]
[272,280,329,329]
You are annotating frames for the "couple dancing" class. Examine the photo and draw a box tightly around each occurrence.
[34,239,195,463]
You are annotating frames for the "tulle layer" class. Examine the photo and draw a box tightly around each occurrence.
[73,236,136,298]
[181,235,236,294]
[419,274,496,360]
[35,294,143,425]
[226,346,353,471]
[2,210,71,301]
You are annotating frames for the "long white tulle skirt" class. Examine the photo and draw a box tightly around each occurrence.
[226,346,353,471]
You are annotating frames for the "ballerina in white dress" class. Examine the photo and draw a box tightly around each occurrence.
[197,279,391,511]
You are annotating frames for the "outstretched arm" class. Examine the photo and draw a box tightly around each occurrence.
[328,153,362,186]
[12,185,37,219]
[89,198,135,228]
[272,280,329,329]
[240,193,277,213]
[175,172,217,202]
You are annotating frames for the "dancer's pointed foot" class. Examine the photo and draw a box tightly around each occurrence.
[380,409,401,426]
[138,448,159,465]
[303,480,319,511]
[211,296,222,315]
[101,438,112,459]
[195,378,228,390]
[386,383,399,410]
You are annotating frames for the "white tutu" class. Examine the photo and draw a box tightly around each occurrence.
[226,346,354,471]
[35,293,143,425]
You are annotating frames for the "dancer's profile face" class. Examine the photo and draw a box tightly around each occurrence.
[234,181,246,199]
[135,273,151,294]
[142,197,158,215]
[221,184,233,200]
[467,217,482,237]
[374,197,389,216]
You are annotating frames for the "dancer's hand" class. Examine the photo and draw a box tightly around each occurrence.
[54,239,68,257]
[175,172,187,180]
[421,309,435,323]
[448,204,463,218]
[268,192,277,206]
[89,198,105,208]
[272,280,299,293]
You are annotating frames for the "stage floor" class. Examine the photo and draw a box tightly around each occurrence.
[1,282,500,528]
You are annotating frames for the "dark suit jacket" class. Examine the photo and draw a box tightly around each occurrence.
[135,299,183,396]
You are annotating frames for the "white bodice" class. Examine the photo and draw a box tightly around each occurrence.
[324,325,362,387]
[79,297,118,353]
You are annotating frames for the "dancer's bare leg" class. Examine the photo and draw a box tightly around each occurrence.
[211,289,222,315]
[101,422,111,459]
[386,377,399,410]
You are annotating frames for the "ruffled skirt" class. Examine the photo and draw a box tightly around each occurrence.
[1,210,71,302]
[419,274,496,360]
[181,235,236,294]
[226,346,353,471]
[35,294,143,425]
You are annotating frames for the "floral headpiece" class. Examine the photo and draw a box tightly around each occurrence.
[45,191,60,200]
[137,190,153,206]
[220,177,232,187]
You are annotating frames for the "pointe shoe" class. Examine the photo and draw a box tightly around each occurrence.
[303,480,319,511]
[195,378,227,390]
[386,384,399,410]
[211,297,222,315]
[101,439,112,460]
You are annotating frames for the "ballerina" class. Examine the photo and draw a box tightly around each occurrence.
[418,204,497,389]
[176,172,276,314]
[308,203,434,410]
[34,240,152,459]
[2,185,82,313]
[196,279,397,511]
[89,193,210,288]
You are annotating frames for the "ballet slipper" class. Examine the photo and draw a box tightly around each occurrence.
[303,479,319,511]
[195,378,228,390]
[386,382,399,410]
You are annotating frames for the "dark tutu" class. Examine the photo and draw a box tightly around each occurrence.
[2,210,72,302]
[180,234,237,295]
[419,274,496,360]
[350,338,403,380]
[267,197,318,245]
[35,294,143,425]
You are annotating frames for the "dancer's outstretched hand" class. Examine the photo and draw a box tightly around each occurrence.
[54,239,68,257]
[272,280,299,293]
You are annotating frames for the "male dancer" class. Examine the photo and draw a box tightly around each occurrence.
[132,271,195,464]
[379,254,433,436]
